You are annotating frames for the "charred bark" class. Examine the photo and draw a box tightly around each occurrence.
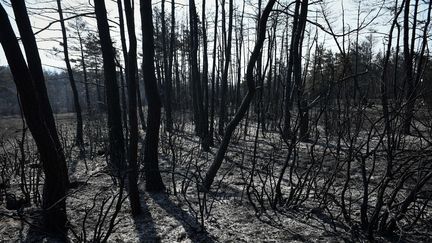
[94,0,126,174]
[56,0,84,146]
[201,0,276,191]
[0,3,69,236]
[141,0,166,192]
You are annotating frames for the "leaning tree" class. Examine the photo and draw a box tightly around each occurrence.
[0,2,69,236]
[201,0,277,191]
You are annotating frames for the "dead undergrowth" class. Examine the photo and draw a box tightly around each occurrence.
[0,112,432,242]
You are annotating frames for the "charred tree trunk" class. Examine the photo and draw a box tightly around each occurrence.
[189,0,200,132]
[124,0,142,215]
[201,0,211,150]
[0,3,69,236]
[119,66,129,147]
[141,0,166,192]
[169,0,176,112]
[235,4,245,109]
[201,0,276,191]
[94,0,126,174]
[402,0,418,135]
[56,0,84,146]
[137,84,147,130]
[282,1,300,138]
[77,28,91,112]
[189,0,209,151]
[162,0,173,132]
[116,0,129,147]
[218,0,233,135]
[11,0,66,156]
[294,0,309,141]
[209,0,219,146]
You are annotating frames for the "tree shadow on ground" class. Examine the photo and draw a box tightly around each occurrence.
[132,194,159,242]
[22,211,65,243]
[149,192,216,243]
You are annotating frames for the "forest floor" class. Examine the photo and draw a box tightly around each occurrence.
[0,113,431,242]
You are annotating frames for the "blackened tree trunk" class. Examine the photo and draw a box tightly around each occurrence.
[77,24,91,111]
[162,0,173,132]
[235,4,245,109]
[218,0,233,135]
[117,0,128,68]
[282,0,300,138]
[169,0,175,117]
[141,0,166,192]
[56,0,84,146]
[255,0,263,129]
[137,84,147,130]
[0,3,69,236]
[123,0,142,215]
[189,0,200,130]
[119,66,129,147]
[201,0,211,150]
[11,0,66,157]
[94,0,126,174]
[116,0,130,147]
[209,0,219,146]
[402,0,417,135]
[202,0,276,191]
[294,0,309,141]
[189,0,210,151]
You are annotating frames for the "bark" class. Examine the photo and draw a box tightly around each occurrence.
[402,0,419,134]
[255,0,263,129]
[209,0,219,146]
[117,0,128,66]
[137,84,147,130]
[94,0,126,174]
[162,0,173,132]
[189,0,209,151]
[282,1,301,138]
[0,3,69,236]
[189,0,200,131]
[218,0,234,135]
[123,0,142,215]
[119,67,129,146]
[56,0,84,146]
[116,0,129,146]
[235,4,245,108]
[11,0,66,159]
[141,0,166,192]
[201,0,211,150]
[201,0,276,191]
[294,0,309,141]
[77,28,91,111]
[169,0,176,110]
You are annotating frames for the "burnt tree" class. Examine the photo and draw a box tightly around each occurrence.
[189,0,210,151]
[162,0,173,132]
[124,0,142,215]
[202,0,276,191]
[141,0,166,192]
[94,0,126,174]
[56,0,84,146]
[209,0,219,146]
[218,0,234,135]
[0,2,69,236]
